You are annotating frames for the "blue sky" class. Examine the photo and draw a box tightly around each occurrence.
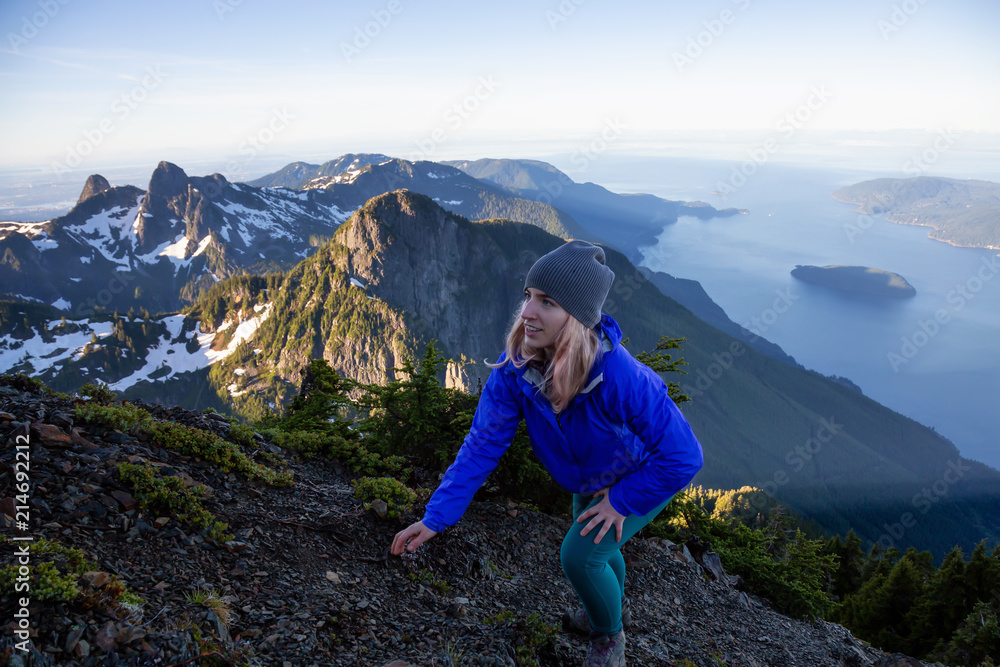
[1,0,998,176]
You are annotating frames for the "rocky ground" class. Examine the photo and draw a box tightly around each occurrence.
[0,378,941,666]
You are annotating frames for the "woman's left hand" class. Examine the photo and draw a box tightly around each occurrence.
[577,486,626,544]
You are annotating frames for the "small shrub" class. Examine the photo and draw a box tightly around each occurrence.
[228,418,258,448]
[78,381,116,405]
[265,427,408,477]
[351,476,417,519]
[0,537,142,611]
[74,402,153,432]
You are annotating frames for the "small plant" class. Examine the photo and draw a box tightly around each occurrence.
[487,560,514,580]
[78,381,117,405]
[227,418,258,448]
[262,426,408,478]
[485,609,516,624]
[185,587,234,629]
[117,462,234,542]
[351,476,416,519]
[0,537,143,612]
[408,568,450,593]
[711,651,730,666]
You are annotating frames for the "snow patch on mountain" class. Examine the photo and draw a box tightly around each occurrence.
[0,320,114,372]
[0,220,56,252]
[63,199,143,268]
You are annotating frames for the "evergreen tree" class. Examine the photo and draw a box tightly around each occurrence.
[357,340,475,468]
[280,358,358,441]
[907,547,971,654]
[966,541,1000,603]
[828,530,866,600]
[933,601,1000,667]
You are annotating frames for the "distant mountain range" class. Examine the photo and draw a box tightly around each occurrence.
[0,162,351,317]
[443,158,750,257]
[833,176,1000,250]
[1,154,793,367]
[4,185,1000,558]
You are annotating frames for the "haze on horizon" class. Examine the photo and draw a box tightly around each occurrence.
[1,0,998,179]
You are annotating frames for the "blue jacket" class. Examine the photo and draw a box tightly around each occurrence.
[421,313,704,533]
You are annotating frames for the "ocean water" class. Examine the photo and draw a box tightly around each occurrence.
[572,157,1000,471]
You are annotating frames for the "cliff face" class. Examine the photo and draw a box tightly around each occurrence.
[330,190,525,363]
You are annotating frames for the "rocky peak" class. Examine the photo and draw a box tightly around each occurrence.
[323,190,533,386]
[147,161,190,200]
[76,174,112,205]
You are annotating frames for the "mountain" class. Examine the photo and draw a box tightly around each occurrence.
[443,157,748,257]
[245,152,394,189]
[248,154,793,368]
[0,161,352,317]
[833,176,1000,250]
[252,156,591,241]
[0,157,603,321]
[10,189,995,557]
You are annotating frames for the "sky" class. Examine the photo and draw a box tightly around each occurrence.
[1,0,999,178]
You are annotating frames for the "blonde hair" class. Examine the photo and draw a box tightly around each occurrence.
[487,302,602,413]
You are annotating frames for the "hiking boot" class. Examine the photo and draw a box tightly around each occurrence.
[562,596,632,635]
[583,629,626,666]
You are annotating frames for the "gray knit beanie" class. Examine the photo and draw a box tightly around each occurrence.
[524,240,615,328]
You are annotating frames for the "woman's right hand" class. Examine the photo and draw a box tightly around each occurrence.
[391,520,438,555]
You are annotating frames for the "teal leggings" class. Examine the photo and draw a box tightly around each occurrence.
[560,492,674,635]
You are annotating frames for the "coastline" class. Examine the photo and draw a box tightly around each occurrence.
[830,193,1000,256]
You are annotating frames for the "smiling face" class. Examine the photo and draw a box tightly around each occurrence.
[522,287,571,354]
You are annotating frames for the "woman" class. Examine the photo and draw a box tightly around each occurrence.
[391,240,704,667]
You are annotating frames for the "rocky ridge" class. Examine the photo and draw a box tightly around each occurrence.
[0,378,938,666]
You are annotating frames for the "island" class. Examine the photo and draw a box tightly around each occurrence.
[832,177,1000,251]
[791,265,916,299]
